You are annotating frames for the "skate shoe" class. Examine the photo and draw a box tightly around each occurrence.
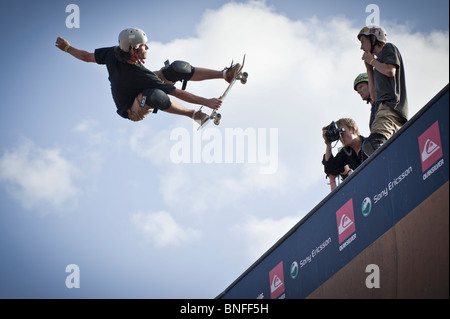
[193,109,210,127]
[224,62,241,83]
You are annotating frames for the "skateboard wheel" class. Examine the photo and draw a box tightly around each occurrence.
[241,72,248,84]
[215,113,222,120]
[214,119,220,125]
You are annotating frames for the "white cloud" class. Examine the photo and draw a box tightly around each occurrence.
[74,119,97,133]
[0,138,81,211]
[232,214,301,261]
[131,210,202,248]
[128,124,174,166]
[127,121,287,213]
[74,119,110,146]
[389,29,449,112]
[148,1,448,134]
[128,0,449,253]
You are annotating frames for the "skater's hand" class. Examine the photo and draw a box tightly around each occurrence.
[205,98,222,110]
[55,37,70,51]
[128,99,153,122]
[128,107,152,122]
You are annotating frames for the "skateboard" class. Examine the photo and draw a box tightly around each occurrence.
[198,55,248,130]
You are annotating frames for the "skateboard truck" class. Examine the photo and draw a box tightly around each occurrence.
[210,110,222,125]
[237,72,248,84]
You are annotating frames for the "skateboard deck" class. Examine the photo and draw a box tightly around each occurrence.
[198,55,248,130]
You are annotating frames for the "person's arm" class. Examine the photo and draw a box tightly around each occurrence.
[169,88,222,110]
[328,174,337,191]
[365,62,376,104]
[55,37,96,63]
[362,51,396,77]
[322,128,343,185]
[322,147,348,177]
[322,127,333,161]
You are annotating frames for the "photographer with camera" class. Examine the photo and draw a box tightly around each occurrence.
[322,118,368,190]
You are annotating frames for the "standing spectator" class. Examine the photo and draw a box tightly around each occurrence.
[353,72,378,129]
[358,26,408,155]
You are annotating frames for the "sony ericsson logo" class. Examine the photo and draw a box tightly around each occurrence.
[290,261,299,279]
[361,197,372,217]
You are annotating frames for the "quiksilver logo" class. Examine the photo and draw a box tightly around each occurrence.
[421,139,440,162]
[336,199,356,246]
[338,214,353,235]
[418,121,443,173]
[269,261,285,299]
[271,275,283,293]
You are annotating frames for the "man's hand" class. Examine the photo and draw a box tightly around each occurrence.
[127,104,153,122]
[170,89,222,110]
[362,51,374,65]
[362,50,396,77]
[204,98,222,110]
[55,37,70,52]
[55,37,95,62]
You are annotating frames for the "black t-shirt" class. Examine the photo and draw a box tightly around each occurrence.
[94,47,176,118]
[322,136,369,177]
[373,43,408,121]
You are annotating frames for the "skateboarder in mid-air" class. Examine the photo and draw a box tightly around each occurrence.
[55,28,241,124]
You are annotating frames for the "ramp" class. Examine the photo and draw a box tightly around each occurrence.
[218,84,449,299]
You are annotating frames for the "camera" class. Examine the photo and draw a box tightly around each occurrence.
[324,121,344,143]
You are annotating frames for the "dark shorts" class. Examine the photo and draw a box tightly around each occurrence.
[141,88,171,113]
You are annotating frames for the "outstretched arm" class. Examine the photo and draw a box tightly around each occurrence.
[169,88,222,110]
[55,37,96,63]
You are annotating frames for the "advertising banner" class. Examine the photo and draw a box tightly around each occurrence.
[219,86,449,299]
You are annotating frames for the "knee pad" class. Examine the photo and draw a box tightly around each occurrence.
[362,133,387,156]
[162,60,195,90]
[142,88,171,111]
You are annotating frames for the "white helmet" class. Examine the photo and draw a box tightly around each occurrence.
[357,26,387,44]
[118,28,148,52]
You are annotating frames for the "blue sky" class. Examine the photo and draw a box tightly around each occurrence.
[0,0,448,298]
